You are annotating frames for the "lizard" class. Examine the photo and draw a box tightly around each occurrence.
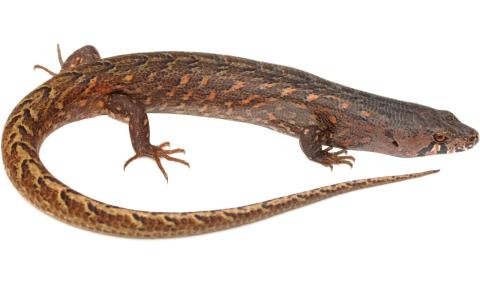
[2,45,478,237]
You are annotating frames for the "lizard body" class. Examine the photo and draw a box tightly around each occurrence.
[2,46,477,237]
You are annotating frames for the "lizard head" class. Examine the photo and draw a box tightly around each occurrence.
[385,108,478,157]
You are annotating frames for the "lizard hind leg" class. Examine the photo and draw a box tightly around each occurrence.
[106,93,189,182]
[60,45,101,72]
[300,125,355,170]
[34,44,101,75]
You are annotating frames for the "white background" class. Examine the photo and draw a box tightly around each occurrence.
[1,1,479,287]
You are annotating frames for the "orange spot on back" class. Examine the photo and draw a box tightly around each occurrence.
[181,91,193,100]
[252,103,266,109]
[361,111,371,118]
[260,83,275,89]
[124,74,134,82]
[307,94,319,101]
[200,76,210,87]
[180,74,190,85]
[341,102,350,109]
[96,101,105,108]
[167,88,176,97]
[281,87,296,96]
[241,94,261,105]
[78,99,88,107]
[329,115,337,124]
[230,81,245,91]
[207,90,217,101]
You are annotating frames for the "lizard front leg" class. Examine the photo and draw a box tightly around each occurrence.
[106,93,189,181]
[300,125,355,170]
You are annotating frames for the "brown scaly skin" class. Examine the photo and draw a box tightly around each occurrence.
[2,45,478,238]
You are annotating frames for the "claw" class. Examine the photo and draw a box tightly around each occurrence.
[158,142,170,149]
[123,142,189,182]
[337,160,354,168]
[324,146,333,153]
[153,150,169,182]
[33,64,57,76]
[33,44,63,76]
[164,148,185,154]
[333,149,348,156]
[336,155,355,162]
[124,154,142,170]
[163,154,190,168]
[316,148,355,169]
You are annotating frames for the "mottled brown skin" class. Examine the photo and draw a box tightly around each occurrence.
[2,45,478,238]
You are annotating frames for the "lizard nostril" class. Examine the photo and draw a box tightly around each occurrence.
[467,133,478,148]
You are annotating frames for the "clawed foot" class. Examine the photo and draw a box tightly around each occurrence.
[33,44,63,76]
[123,141,190,182]
[316,147,355,170]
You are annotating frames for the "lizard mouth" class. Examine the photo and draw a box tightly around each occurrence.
[417,131,478,156]
[416,131,478,156]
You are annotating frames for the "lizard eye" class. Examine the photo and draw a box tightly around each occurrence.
[433,132,449,143]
